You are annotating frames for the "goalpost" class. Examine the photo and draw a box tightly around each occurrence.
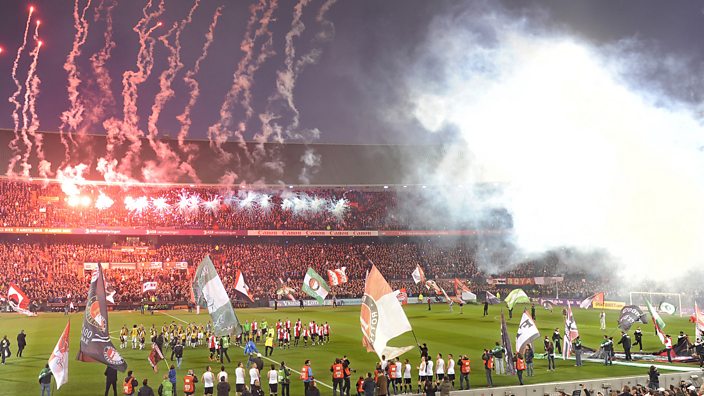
[629,291,683,317]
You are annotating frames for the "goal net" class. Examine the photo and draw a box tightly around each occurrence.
[629,291,683,317]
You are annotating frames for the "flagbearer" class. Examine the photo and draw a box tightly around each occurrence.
[618,331,632,361]
[634,327,644,352]
[573,336,583,366]
[665,335,673,363]
[552,329,562,355]
[600,336,612,366]
[38,364,52,396]
[491,342,505,375]
[695,338,704,368]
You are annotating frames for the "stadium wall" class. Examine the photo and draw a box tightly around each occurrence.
[452,371,700,396]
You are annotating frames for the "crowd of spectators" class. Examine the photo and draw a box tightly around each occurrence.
[0,179,511,231]
[0,237,620,310]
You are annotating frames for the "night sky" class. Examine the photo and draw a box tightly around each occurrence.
[1,0,702,146]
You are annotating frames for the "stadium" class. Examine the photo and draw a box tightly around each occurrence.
[2,2,704,396]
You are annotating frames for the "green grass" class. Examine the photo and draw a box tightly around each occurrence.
[0,303,694,395]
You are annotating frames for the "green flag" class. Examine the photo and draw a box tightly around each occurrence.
[302,267,330,304]
[192,256,242,337]
[504,289,530,310]
[646,299,666,330]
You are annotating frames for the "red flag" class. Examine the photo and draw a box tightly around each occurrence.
[8,283,29,309]
[234,270,254,302]
[48,321,70,389]
[148,344,165,372]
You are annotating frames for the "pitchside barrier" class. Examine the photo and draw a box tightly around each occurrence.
[267,297,457,308]
[450,371,701,396]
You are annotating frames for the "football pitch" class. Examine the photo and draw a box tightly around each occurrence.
[0,303,695,395]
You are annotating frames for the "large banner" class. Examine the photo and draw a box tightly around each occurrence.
[76,265,127,371]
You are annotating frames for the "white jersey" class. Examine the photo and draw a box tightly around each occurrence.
[218,371,228,382]
[395,361,403,378]
[202,371,215,388]
[404,363,412,379]
[268,370,278,385]
[235,367,246,384]
[249,367,260,385]
[447,359,455,375]
[426,360,434,377]
[418,361,426,376]
[436,359,445,374]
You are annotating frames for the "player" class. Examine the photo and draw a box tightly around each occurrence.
[302,326,310,348]
[208,333,219,362]
[293,321,301,347]
[131,325,138,349]
[446,354,456,389]
[120,325,128,349]
[322,322,330,344]
[403,359,412,394]
[282,327,291,349]
[138,327,146,350]
[435,353,445,381]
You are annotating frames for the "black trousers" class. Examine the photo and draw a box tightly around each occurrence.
[281,382,290,396]
[104,380,117,396]
[633,338,643,350]
[624,348,632,360]
[343,378,351,396]
[265,346,273,356]
[333,379,343,396]
[17,345,25,357]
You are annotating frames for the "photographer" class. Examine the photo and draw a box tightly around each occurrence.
[647,366,659,390]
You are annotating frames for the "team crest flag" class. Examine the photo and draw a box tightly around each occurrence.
[192,256,242,337]
[147,343,165,372]
[516,311,540,353]
[142,282,158,293]
[411,265,425,284]
[361,264,414,360]
[234,270,254,302]
[618,305,648,331]
[76,265,127,371]
[562,301,579,360]
[486,291,501,304]
[327,267,349,286]
[302,267,330,304]
[48,321,71,389]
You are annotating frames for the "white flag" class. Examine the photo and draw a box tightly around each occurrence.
[361,265,414,360]
[411,265,425,284]
[234,270,254,302]
[516,311,540,353]
[142,281,158,293]
[48,321,71,389]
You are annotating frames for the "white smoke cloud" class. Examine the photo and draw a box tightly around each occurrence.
[403,6,704,281]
